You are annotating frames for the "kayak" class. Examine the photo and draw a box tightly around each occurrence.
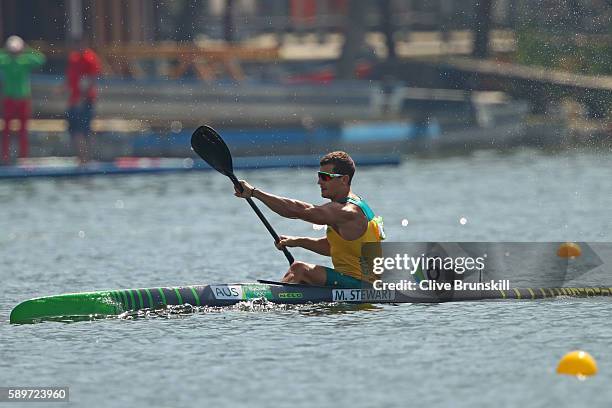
[9,281,612,324]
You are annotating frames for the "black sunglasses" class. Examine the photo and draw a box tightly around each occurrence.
[318,171,345,182]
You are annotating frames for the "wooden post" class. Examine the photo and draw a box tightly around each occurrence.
[336,0,367,79]
[128,0,142,42]
[110,0,122,43]
[67,0,84,40]
[93,0,107,46]
[472,0,493,59]
[379,0,396,61]
[223,0,235,43]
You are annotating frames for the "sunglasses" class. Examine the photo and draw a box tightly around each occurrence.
[318,171,345,182]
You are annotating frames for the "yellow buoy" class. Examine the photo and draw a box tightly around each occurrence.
[557,242,582,258]
[557,351,598,377]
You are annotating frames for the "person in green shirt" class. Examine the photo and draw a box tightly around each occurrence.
[0,35,45,164]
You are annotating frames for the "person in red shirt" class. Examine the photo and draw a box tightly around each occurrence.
[63,39,101,164]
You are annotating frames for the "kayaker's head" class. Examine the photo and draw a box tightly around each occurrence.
[5,35,24,55]
[318,151,354,201]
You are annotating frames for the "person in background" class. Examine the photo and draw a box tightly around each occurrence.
[0,35,45,164]
[63,38,101,164]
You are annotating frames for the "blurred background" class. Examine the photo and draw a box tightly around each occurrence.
[3,5,612,406]
[0,0,611,172]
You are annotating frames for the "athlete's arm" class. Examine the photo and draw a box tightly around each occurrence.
[235,180,356,225]
[277,235,330,256]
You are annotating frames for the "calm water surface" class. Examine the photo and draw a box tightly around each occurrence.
[1,149,611,407]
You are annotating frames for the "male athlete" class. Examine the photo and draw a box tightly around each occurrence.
[234,151,384,288]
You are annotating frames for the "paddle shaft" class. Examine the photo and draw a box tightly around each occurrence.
[229,174,295,265]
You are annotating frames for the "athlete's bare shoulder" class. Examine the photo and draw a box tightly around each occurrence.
[316,201,360,223]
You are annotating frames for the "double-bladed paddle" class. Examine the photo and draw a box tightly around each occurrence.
[191,125,295,265]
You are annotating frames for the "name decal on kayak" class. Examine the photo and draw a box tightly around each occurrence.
[278,292,303,299]
[211,285,243,300]
[332,289,395,302]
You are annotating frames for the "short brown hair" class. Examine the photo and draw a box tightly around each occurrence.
[320,151,355,183]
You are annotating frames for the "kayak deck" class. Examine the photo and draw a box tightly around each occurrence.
[10,283,612,324]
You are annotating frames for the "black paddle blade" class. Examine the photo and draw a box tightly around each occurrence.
[191,125,234,177]
[190,125,294,265]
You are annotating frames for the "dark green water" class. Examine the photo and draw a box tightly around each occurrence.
[1,149,611,407]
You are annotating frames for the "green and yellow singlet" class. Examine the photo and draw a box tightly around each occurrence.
[326,196,385,283]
